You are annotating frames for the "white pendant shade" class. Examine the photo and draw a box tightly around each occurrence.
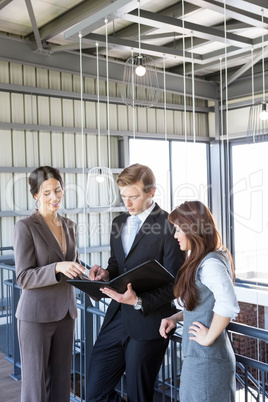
[121,54,160,108]
[86,167,117,208]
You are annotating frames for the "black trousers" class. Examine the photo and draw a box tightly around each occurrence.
[86,309,169,402]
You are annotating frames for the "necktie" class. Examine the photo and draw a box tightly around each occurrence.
[125,215,140,256]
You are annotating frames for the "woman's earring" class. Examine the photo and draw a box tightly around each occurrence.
[35,198,40,209]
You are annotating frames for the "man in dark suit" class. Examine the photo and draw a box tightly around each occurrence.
[87,163,184,402]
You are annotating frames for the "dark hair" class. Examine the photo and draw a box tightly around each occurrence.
[116,163,156,193]
[169,200,234,311]
[29,166,64,197]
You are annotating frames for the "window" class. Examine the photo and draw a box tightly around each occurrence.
[129,139,208,212]
[171,141,208,208]
[129,139,170,211]
[231,141,268,284]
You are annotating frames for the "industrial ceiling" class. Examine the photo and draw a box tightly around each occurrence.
[0,0,268,101]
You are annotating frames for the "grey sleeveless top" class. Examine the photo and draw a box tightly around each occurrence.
[182,250,234,360]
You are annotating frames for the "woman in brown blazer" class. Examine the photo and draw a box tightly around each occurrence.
[14,166,85,402]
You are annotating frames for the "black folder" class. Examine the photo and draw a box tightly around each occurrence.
[67,259,174,301]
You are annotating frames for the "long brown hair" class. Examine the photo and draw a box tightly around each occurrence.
[169,201,234,311]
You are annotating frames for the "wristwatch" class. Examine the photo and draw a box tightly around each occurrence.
[134,297,143,310]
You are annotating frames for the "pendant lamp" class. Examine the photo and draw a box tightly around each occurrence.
[121,0,160,108]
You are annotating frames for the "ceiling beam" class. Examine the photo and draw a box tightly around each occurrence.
[0,36,218,100]
[188,0,268,26]
[0,0,12,11]
[226,45,268,87]
[122,9,252,48]
[214,0,268,19]
[82,33,202,63]
[39,0,150,42]
[25,0,43,50]
[64,0,152,40]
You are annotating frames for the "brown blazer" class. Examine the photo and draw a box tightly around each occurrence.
[14,210,78,323]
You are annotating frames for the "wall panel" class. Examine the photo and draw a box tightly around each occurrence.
[25,131,39,167]
[36,68,49,89]
[49,70,61,90]
[0,92,11,122]
[51,133,64,167]
[23,65,36,87]
[11,94,24,123]
[39,131,51,165]
[10,63,23,85]
[50,98,62,126]
[0,61,9,83]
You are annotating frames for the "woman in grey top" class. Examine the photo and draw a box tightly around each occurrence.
[159,201,239,402]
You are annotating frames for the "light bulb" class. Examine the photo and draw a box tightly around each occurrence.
[135,64,146,77]
[96,174,105,183]
[259,103,268,120]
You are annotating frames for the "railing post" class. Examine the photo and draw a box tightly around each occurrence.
[84,295,94,402]
[10,271,21,380]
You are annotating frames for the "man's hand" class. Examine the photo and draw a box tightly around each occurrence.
[100,283,138,305]
[159,316,177,339]
[89,265,109,282]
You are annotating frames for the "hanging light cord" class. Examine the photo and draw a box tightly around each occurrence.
[262,10,265,104]
[105,18,113,218]
[251,47,256,143]
[131,48,136,138]
[137,0,141,57]
[182,0,187,143]
[163,54,167,141]
[224,0,231,250]
[105,19,111,169]
[220,58,223,141]
[96,42,101,166]
[191,32,196,143]
[79,32,87,264]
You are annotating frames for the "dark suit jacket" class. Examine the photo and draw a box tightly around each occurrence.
[14,210,78,323]
[102,203,184,341]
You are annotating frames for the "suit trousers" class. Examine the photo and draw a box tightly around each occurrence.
[17,313,75,402]
[86,309,169,402]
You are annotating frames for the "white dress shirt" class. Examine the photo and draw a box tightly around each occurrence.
[121,202,155,255]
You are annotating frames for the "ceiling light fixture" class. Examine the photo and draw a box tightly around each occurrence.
[135,56,146,77]
[259,102,268,120]
[121,0,160,108]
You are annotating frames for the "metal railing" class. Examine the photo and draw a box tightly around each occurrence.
[0,257,267,401]
[0,252,21,381]
[228,322,268,402]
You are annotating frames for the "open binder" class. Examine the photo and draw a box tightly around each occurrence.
[67,259,174,301]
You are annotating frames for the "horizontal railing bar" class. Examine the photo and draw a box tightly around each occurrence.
[86,306,106,318]
[235,354,268,373]
[228,321,268,342]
